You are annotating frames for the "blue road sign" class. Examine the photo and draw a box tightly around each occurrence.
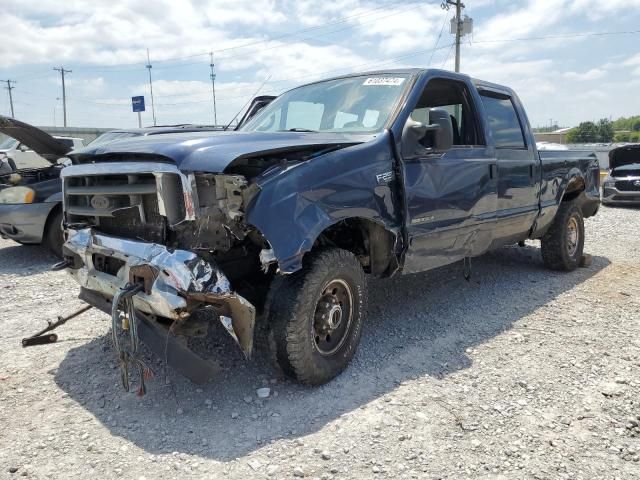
[132,96,145,112]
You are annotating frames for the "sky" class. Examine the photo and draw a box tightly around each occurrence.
[0,0,639,129]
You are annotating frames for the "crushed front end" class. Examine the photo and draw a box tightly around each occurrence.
[60,161,267,386]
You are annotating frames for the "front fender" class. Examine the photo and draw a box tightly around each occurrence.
[44,192,62,203]
[246,133,399,273]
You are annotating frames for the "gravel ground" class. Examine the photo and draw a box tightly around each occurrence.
[1,205,639,480]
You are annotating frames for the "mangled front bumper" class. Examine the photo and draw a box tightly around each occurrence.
[63,228,256,358]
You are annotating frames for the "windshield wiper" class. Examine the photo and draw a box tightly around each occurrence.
[280,128,318,133]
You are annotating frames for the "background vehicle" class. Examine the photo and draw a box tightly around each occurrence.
[0,117,84,257]
[0,134,84,172]
[602,144,640,205]
[59,69,600,390]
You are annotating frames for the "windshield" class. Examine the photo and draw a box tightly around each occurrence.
[0,137,18,150]
[88,131,142,147]
[241,74,411,134]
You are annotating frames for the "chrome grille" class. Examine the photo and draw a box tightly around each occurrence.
[65,173,159,220]
[62,163,190,244]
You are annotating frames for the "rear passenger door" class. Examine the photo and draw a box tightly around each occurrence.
[479,90,539,245]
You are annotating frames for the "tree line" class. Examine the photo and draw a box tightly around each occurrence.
[566,116,640,143]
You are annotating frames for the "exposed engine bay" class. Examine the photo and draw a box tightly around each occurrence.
[1,164,63,190]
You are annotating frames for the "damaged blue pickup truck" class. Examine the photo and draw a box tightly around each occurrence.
[56,69,600,390]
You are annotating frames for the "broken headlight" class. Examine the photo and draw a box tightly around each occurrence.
[0,186,35,204]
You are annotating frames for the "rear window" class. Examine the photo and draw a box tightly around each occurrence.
[480,93,526,149]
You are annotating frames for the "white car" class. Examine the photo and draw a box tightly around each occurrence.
[0,135,84,172]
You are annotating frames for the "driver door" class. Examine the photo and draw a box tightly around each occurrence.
[402,77,498,273]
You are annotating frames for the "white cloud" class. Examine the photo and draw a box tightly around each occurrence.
[569,0,640,20]
[624,53,640,67]
[562,68,606,80]
[349,3,444,55]
[0,0,289,68]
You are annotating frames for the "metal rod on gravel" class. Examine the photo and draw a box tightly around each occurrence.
[21,305,93,347]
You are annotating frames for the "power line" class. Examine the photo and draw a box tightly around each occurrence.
[441,42,455,68]
[52,66,71,126]
[471,29,640,44]
[428,10,450,65]
[1,79,16,117]
[11,70,51,81]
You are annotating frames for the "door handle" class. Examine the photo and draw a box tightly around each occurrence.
[489,164,497,179]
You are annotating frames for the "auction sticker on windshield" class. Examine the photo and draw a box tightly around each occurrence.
[363,77,405,86]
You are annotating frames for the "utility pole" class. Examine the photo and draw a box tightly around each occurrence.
[53,67,71,126]
[146,49,157,126]
[209,52,218,125]
[454,0,463,73]
[1,80,16,117]
[442,1,471,73]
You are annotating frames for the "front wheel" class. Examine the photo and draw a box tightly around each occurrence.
[266,248,367,385]
[541,202,585,271]
[45,209,64,258]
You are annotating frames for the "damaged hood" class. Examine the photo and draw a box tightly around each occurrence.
[609,144,640,170]
[0,116,72,162]
[69,130,372,172]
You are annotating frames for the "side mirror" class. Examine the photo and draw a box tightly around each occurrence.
[401,108,454,159]
[18,144,30,152]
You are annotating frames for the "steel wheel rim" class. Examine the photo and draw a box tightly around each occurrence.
[566,216,579,257]
[312,279,354,356]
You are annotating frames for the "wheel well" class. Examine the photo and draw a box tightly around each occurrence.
[312,218,399,277]
[43,203,62,235]
[562,177,585,202]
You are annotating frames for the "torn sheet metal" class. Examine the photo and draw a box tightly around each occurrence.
[64,228,256,356]
[259,248,277,273]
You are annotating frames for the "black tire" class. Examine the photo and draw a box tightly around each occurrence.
[265,248,367,385]
[44,209,64,258]
[541,201,584,271]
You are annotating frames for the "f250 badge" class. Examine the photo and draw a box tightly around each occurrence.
[376,171,393,184]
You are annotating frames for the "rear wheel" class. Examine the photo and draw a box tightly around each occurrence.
[266,248,367,385]
[541,201,584,271]
[45,209,64,258]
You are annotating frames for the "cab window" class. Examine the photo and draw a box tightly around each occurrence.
[479,92,526,149]
[409,78,484,146]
